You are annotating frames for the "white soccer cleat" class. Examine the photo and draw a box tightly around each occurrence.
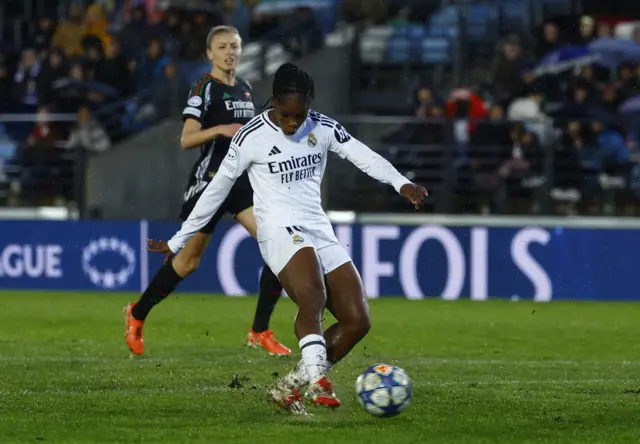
[268,386,308,415]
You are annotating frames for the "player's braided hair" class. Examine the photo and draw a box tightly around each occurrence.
[272,63,315,103]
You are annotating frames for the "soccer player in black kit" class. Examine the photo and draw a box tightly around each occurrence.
[124,26,291,357]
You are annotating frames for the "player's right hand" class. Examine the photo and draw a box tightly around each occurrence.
[217,123,243,139]
[146,239,174,265]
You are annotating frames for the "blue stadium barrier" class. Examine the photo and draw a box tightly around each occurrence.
[0,220,639,301]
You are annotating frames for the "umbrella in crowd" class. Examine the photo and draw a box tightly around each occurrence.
[589,37,640,67]
[531,45,599,77]
[619,95,640,114]
[254,0,334,13]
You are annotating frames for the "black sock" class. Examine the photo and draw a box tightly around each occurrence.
[132,263,183,321]
[252,265,282,332]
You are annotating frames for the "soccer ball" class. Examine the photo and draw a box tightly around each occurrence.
[355,363,412,418]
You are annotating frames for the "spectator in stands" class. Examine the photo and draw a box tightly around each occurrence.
[497,125,541,189]
[597,22,613,39]
[471,104,511,148]
[489,34,531,106]
[36,48,68,106]
[536,21,565,59]
[594,84,622,122]
[558,121,585,177]
[0,50,14,108]
[67,103,111,153]
[13,48,41,107]
[119,4,152,57]
[26,105,66,147]
[29,16,57,55]
[183,11,220,60]
[507,86,555,146]
[249,12,278,40]
[386,6,412,28]
[135,60,186,125]
[136,38,169,89]
[588,120,629,170]
[341,0,390,25]
[575,16,596,45]
[616,62,636,99]
[52,3,87,57]
[100,40,134,96]
[153,8,185,57]
[84,3,113,51]
[555,79,593,121]
[414,86,439,117]
[82,36,105,82]
[633,27,640,45]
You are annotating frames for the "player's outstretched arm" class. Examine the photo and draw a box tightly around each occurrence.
[328,123,428,208]
[167,172,236,253]
[168,140,252,253]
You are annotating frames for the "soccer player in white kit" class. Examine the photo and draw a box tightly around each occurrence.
[164,63,428,414]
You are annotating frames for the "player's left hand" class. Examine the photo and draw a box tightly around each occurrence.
[146,239,174,265]
[400,183,428,209]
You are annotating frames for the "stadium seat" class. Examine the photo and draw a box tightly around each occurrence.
[426,25,457,38]
[540,0,572,15]
[360,26,395,63]
[418,37,451,64]
[385,38,414,64]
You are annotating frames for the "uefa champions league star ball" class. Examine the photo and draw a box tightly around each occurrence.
[355,363,413,418]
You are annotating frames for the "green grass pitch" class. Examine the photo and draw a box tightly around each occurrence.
[1,291,640,443]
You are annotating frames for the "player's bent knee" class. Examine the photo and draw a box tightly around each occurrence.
[173,254,201,276]
[349,312,371,340]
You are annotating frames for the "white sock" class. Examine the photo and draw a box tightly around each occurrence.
[299,334,328,382]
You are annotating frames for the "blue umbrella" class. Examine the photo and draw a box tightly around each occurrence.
[254,0,333,13]
[588,38,640,67]
[619,95,640,114]
[531,45,598,77]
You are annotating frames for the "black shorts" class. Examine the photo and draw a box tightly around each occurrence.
[179,173,253,234]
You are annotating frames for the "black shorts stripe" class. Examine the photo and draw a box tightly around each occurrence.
[237,122,264,146]
[293,226,301,232]
[261,113,279,131]
[231,119,262,146]
[285,227,294,235]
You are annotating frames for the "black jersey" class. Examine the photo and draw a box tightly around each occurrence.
[181,74,255,201]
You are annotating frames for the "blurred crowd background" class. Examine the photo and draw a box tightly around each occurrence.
[2,0,640,217]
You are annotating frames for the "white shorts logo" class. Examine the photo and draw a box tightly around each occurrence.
[187,96,203,107]
[82,237,136,289]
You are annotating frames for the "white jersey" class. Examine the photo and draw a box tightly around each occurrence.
[167,110,409,253]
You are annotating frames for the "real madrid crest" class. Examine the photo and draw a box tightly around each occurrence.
[307,133,317,147]
[292,234,304,245]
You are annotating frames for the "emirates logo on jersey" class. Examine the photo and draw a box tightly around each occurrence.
[267,153,323,184]
[225,100,254,119]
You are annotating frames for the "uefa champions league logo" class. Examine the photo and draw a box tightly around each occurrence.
[82,237,136,289]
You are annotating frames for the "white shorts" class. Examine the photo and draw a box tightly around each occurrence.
[258,224,352,276]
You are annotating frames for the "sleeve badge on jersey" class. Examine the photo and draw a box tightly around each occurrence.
[334,124,351,144]
[227,145,239,160]
[188,96,203,107]
[307,133,317,147]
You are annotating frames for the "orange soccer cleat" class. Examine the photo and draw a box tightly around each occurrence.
[246,329,292,356]
[305,376,341,408]
[124,302,144,356]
